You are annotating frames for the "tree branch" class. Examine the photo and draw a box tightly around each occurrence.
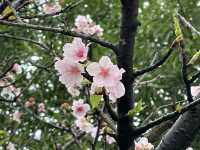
[0,20,117,53]
[135,97,200,136]
[133,41,177,78]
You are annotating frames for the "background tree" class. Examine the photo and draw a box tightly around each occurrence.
[0,0,200,150]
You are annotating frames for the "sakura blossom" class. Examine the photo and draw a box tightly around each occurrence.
[12,63,22,74]
[43,3,61,14]
[73,15,103,37]
[106,135,115,144]
[13,110,22,123]
[63,38,89,62]
[6,142,16,150]
[38,103,45,113]
[86,56,125,100]
[25,97,36,108]
[1,86,20,100]
[191,86,200,97]
[135,137,154,150]
[86,56,124,87]
[54,58,83,87]
[72,99,90,118]
[75,117,93,133]
[106,81,125,102]
[67,86,80,97]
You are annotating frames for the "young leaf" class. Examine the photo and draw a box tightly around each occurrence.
[90,94,101,109]
[176,103,182,113]
[173,15,183,39]
[128,100,143,117]
[187,51,200,65]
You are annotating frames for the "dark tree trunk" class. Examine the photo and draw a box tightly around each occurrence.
[117,0,139,149]
[156,104,200,150]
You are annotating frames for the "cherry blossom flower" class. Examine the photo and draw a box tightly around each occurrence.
[75,117,93,133]
[72,99,90,118]
[55,58,83,87]
[6,142,16,150]
[25,97,35,108]
[67,86,80,97]
[106,135,115,144]
[135,137,154,150]
[191,86,200,97]
[12,63,22,74]
[34,129,42,140]
[43,3,61,14]
[87,56,124,87]
[73,15,103,37]
[38,103,45,113]
[106,81,125,102]
[63,38,89,62]
[13,110,22,123]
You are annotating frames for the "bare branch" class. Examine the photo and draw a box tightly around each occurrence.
[135,97,200,135]
[0,20,117,53]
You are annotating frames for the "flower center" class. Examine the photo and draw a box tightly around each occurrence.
[68,66,81,75]
[76,48,84,58]
[99,67,109,78]
[76,106,84,113]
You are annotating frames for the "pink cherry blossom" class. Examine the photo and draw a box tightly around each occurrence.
[75,117,93,133]
[63,38,89,62]
[38,103,45,113]
[6,142,16,150]
[73,15,103,37]
[86,56,125,87]
[135,137,154,150]
[13,110,22,123]
[43,3,61,14]
[106,135,115,144]
[67,86,80,97]
[191,86,200,97]
[54,58,83,87]
[12,63,22,74]
[72,99,90,118]
[106,81,125,102]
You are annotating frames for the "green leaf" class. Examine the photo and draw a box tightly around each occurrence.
[90,95,101,109]
[188,51,200,65]
[173,15,183,39]
[175,103,182,113]
[128,100,143,117]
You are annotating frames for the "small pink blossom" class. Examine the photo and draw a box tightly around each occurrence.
[43,3,61,14]
[63,38,89,62]
[13,110,22,123]
[12,63,22,74]
[135,137,154,150]
[72,99,90,118]
[67,86,80,97]
[191,86,200,97]
[55,58,83,87]
[75,117,93,133]
[73,15,103,37]
[106,135,115,144]
[106,81,125,102]
[6,142,16,150]
[38,103,45,113]
[87,56,124,87]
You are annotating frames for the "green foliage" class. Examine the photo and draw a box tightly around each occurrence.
[90,95,102,109]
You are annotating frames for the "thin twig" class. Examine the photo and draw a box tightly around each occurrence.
[0,20,117,53]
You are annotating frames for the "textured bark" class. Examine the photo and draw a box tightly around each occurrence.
[156,105,200,150]
[117,0,139,149]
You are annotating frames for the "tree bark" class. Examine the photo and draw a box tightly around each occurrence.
[156,103,200,150]
[117,0,139,149]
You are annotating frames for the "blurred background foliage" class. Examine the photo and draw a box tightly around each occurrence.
[0,0,200,149]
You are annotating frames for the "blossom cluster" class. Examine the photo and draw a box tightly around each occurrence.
[43,3,61,14]
[135,137,154,150]
[73,15,103,37]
